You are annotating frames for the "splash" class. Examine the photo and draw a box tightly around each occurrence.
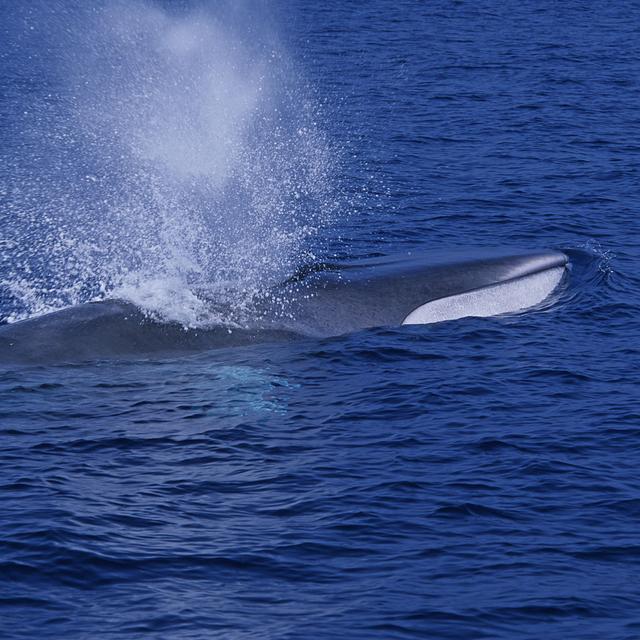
[577,239,615,278]
[0,1,341,327]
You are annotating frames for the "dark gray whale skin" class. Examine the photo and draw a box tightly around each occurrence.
[0,301,299,364]
[0,249,567,364]
[280,248,568,337]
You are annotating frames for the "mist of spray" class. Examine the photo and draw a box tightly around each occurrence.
[1,1,342,327]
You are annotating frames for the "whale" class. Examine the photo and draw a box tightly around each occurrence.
[0,248,568,363]
[277,248,567,336]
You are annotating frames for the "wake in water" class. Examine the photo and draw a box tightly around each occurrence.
[0,0,343,327]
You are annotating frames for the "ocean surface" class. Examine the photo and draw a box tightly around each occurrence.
[2,1,640,638]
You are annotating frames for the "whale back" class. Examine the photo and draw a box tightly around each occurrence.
[280,249,568,336]
[0,249,568,363]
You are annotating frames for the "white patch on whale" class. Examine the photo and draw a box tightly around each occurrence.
[402,266,565,325]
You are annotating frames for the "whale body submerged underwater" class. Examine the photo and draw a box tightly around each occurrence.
[0,249,568,363]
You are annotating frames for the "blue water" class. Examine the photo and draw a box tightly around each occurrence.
[2,1,640,638]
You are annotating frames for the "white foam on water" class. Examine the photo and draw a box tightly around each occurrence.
[1,1,344,327]
[402,267,565,325]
